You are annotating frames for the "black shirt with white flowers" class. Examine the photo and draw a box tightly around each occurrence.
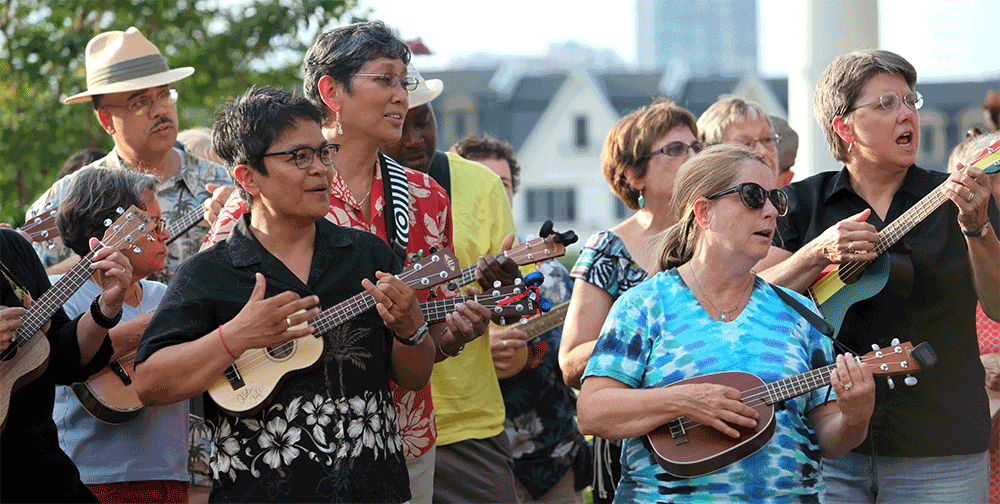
[136,214,408,503]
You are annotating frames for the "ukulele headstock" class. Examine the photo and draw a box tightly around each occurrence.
[20,204,60,244]
[503,221,579,267]
[485,274,552,326]
[101,206,154,254]
[400,248,461,290]
[861,340,936,389]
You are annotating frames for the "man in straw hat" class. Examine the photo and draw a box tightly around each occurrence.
[26,27,231,284]
[381,64,521,504]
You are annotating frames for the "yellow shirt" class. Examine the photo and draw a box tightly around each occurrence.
[431,152,516,445]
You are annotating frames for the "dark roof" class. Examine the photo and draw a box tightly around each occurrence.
[595,71,666,116]
[917,80,995,118]
[766,78,788,111]
[502,74,567,150]
[422,68,495,96]
[672,76,741,117]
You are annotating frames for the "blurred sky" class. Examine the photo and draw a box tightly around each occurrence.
[370,0,999,82]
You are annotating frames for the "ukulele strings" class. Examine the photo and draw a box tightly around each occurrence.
[3,231,135,357]
[227,289,520,376]
[667,353,885,433]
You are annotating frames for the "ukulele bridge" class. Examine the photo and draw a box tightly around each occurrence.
[668,418,689,445]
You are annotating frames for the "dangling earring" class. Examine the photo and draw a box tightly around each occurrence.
[638,190,645,209]
[336,110,343,135]
[847,141,853,153]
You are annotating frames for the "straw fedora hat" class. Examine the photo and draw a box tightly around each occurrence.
[64,27,194,105]
[407,62,443,109]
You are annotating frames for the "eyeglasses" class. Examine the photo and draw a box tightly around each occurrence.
[103,89,178,116]
[353,73,419,91]
[261,143,340,169]
[706,182,788,216]
[650,141,703,158]
[735,133,780,150]
[843,91,923,116]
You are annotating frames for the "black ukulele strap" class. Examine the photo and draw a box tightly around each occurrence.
[767,282,853,354]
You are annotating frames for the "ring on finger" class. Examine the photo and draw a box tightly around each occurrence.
[386,301,393,310]
[501,340,507,349]
[286,316,293,328]
[842,381,853,391]
[966,192,975,202]
[848,243,856,254]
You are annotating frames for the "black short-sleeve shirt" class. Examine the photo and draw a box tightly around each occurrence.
[136,215,410,503]
[775,165,1000,457]
[0,229,112,503]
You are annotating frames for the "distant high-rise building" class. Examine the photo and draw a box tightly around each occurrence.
[636,0,758,76]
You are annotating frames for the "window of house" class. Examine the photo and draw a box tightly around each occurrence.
[614,195,632,219]
[574,115,588,149]
[526,188,576,222]
[454,111,467,139]
[920,126,935,154]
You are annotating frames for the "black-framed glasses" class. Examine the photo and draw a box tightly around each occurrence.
[706,182,788,216]
[353,73,419,91]
[650,141,703,158]
[103,88,178,116]
[261,143,340,169]
[736,133,780,150]
[843,91,923,116]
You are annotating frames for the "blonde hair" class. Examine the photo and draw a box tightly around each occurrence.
[657,144,768,271]
[697,97,771,146]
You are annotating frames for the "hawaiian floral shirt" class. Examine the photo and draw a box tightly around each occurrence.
[500,257,588,498]
[26,146,230,285]
[207,152,452,461]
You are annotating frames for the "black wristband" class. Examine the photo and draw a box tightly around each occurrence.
[961,222,990,238]
[89,295,122,329]
[395,323,429,346]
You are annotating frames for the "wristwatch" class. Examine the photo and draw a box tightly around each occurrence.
[961,221,990,238]
[89,295,122,329]
[395,323,429,346]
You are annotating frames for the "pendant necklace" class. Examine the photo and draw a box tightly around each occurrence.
[688,263,754,322]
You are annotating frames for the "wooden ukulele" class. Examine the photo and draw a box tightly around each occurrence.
[18,204,60,244]
[495,301,569,379]
[645,340,937,478]
[451,221,577,289]
[810,139,1000,336]
[0,206,153,432]
[209,272,549,416]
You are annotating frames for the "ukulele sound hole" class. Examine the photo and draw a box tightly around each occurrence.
[266,343,294,361]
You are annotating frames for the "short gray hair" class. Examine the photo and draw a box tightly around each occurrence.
[57,167,159,257]
[697,97,771,146]
[814,49,917,163]
[769,115,799,173]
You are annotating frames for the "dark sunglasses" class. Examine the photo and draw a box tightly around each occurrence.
[706,182,788,216]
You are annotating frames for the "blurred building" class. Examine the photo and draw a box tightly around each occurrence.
[635,0,758,75]
[423,62,996,241]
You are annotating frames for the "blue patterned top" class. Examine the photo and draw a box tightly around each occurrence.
[583,269,835,503]
[570,230,648,299]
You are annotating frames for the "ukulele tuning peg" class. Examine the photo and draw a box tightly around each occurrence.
[872,343,881,351]
[904,375,918,386]
[519,317,528,325]
[493,280,502,288]
[104,218,113,227]
[428,246,438,254]
[47,242,56,249]
[40,230,49,238]
[890,338,900,346]
[420,278,429,286]
[147,235,155,242]
[132,246,142,253]
[116,207,125,214]
[538,220,554,238]
[887,377,895,390]
[447,282,457,292]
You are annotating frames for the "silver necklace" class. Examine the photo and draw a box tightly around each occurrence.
[688,264,754,322]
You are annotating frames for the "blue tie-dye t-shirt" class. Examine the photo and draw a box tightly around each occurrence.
[583,268,836,503]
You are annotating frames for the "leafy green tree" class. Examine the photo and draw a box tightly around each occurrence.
[0,0,369,225]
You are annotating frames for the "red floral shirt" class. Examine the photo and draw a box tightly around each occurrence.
[206,153,453,460]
